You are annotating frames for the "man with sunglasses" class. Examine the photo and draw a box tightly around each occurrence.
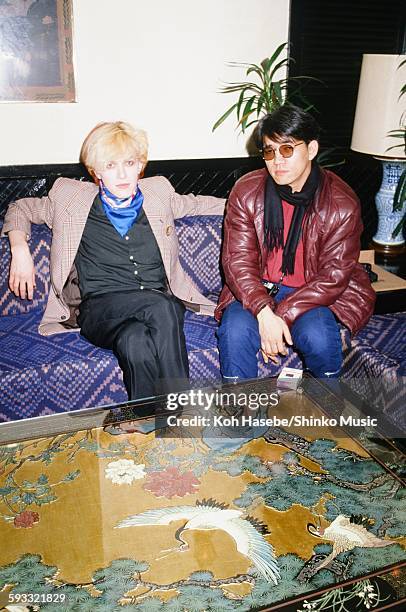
[215,104,375,381]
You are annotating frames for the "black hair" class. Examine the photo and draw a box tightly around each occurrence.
[254,104,321,149]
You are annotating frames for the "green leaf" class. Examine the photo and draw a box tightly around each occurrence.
[41,451,52,464]
[392,216,405,238]
[0,486,14,496]
[63,469,80,481]
[236,89,247,118]
[257,92,265,117]
[319,158,346,169]
[226,60,251,68]
[212,104,238,131]
[37,474,48,485]
[22,493,36,504]
[240,96,256,131]
[34,486,50,497]
[5,455,17,466]
[36,493,57,505]
[220,81,252,91]
[393,169,406,211]
[264,42,288,70]
[239,111,257,133]
[288,75,324,84]
[272,80,284,105]
[220,83,262,95]
[387,129,406,138]
[269,57,289,80]
[260,57,271,73]
[244,119,261,130]
[246,64,263,78]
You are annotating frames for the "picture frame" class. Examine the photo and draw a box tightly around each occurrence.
[0,0,75,102]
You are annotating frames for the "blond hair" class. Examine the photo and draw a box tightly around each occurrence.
[80,121,148,176]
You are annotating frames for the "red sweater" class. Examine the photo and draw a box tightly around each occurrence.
[263,200,305,287]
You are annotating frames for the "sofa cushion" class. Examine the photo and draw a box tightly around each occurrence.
[0,311,128,421]
[175,215,223,296]
[0,308,304,422]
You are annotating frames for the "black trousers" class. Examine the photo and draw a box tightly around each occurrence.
[78,289,189,400]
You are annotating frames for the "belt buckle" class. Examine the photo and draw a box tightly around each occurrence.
[262,280,280,297]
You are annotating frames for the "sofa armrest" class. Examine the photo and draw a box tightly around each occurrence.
[0,221,51,316]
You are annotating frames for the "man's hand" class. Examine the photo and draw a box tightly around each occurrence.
[8,231,35,300]
[257,305,292,363]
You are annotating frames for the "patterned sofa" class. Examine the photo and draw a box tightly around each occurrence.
[0,212,405,427]
[0,214,304,422]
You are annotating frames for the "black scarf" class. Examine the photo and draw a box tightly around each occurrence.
[264,161,320,276]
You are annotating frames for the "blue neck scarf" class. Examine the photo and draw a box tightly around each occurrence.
[99,182,144,237]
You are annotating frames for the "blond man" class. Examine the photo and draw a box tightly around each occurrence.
[3,121,225,400]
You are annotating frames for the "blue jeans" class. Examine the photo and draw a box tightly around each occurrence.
[217,286,342,379]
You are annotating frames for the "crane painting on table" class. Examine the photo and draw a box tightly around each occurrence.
[115,498,280,584]
[306,513,396,572]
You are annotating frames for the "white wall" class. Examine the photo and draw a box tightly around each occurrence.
[0,0,290,165]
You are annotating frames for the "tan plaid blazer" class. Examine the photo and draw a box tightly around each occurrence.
[2,177,225,335]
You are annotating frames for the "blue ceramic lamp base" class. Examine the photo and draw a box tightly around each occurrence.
[372,159,406,256]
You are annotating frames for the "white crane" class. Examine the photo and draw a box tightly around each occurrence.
[307,514,395,571]
[115,498,280,584]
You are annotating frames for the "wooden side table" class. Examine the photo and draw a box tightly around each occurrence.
[360,250,406,313]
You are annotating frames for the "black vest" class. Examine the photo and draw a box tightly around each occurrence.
[75,196,166,299]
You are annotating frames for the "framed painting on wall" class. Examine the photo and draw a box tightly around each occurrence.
[0,0,75,102]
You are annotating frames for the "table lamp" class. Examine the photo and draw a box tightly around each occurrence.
[351,54,405,255]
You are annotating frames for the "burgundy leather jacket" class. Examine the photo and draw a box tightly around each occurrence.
[215,168,375,335]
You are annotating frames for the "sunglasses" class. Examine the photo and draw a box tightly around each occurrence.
[261,141,305,161]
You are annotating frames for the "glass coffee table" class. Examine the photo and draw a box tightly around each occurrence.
[0,377,405,611]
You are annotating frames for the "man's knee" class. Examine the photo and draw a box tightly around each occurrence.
[148,293,185,327]
[293,308,339,352]
[114,321,155,363]
[292,307,342,375]
[217,302,259,349]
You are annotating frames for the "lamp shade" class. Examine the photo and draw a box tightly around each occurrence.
[351,54,406,158]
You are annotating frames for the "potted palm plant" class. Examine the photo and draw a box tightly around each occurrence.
[212,42,343,168]
[212,42,316,135]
